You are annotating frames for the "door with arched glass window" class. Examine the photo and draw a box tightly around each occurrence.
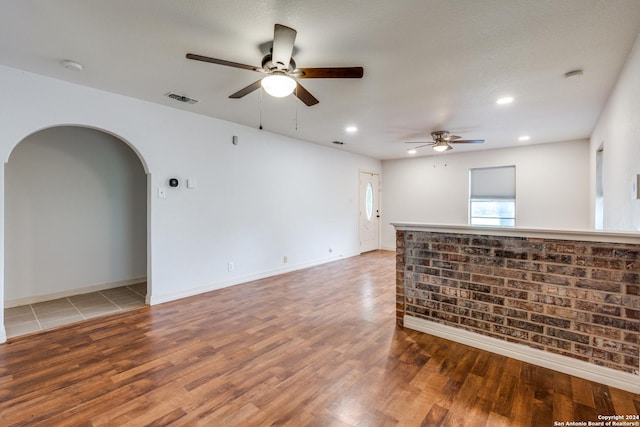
[359,171,380,252]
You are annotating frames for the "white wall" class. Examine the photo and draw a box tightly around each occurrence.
[0,65,380,338]
[381,140,590,249]
[590,33,640,231]
[5,126,147,305]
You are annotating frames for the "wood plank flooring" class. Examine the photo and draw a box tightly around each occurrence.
[0,251,638,426]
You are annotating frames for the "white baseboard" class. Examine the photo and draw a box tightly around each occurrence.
[404,315,640,394]
[148,252,360,306]
[4,277,147,308]
[0,327,6,344]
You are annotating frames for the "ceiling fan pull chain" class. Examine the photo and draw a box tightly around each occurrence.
[295,85,298,131]
[259,88,263,130]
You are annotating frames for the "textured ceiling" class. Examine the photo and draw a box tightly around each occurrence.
[1,1,640,159]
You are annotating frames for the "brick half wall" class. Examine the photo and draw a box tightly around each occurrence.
[396,229,640,375]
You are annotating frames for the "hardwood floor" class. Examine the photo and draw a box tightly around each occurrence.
[0,251,638,426]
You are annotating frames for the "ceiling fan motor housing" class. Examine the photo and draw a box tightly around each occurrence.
[261,54,296,74]
[431,130,450,141]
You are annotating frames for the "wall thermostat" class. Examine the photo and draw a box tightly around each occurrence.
[169,178,179,187]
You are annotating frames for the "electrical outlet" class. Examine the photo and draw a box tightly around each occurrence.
[227,261,234,271]
[283,256,288,264]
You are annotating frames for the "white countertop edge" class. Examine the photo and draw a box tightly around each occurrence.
[391,222,640,244]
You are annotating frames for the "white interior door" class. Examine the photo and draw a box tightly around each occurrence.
[359,171,380,253]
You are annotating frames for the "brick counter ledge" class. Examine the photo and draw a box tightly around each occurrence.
[392,223,640,394]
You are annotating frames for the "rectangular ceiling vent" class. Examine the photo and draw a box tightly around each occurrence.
[166,92,198,104]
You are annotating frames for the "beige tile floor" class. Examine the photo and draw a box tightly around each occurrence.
[4,283,147,339]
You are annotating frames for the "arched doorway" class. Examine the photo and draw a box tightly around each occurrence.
[4,126,148,338]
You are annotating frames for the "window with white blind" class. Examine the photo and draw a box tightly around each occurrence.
[469,166,516,226]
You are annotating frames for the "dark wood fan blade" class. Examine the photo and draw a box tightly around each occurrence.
[450,139,485,144]
[229,80,263,99]
[186,53,263,73]
[294,83,319,106]
[295,67,364,78]
[272,24,297,69]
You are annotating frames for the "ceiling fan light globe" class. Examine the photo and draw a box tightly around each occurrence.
[261,74,296,97]
[433,143,451,152]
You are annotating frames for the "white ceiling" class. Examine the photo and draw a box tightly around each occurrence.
[1,1,640,160]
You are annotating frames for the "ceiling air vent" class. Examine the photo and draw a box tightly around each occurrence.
[166,92,198,104]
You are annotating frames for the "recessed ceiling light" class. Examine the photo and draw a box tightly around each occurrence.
[345,125,358,133]
[61,59,83,72]
[518,135,530,141]
[496,96,514,105]
[407,149,417,155]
